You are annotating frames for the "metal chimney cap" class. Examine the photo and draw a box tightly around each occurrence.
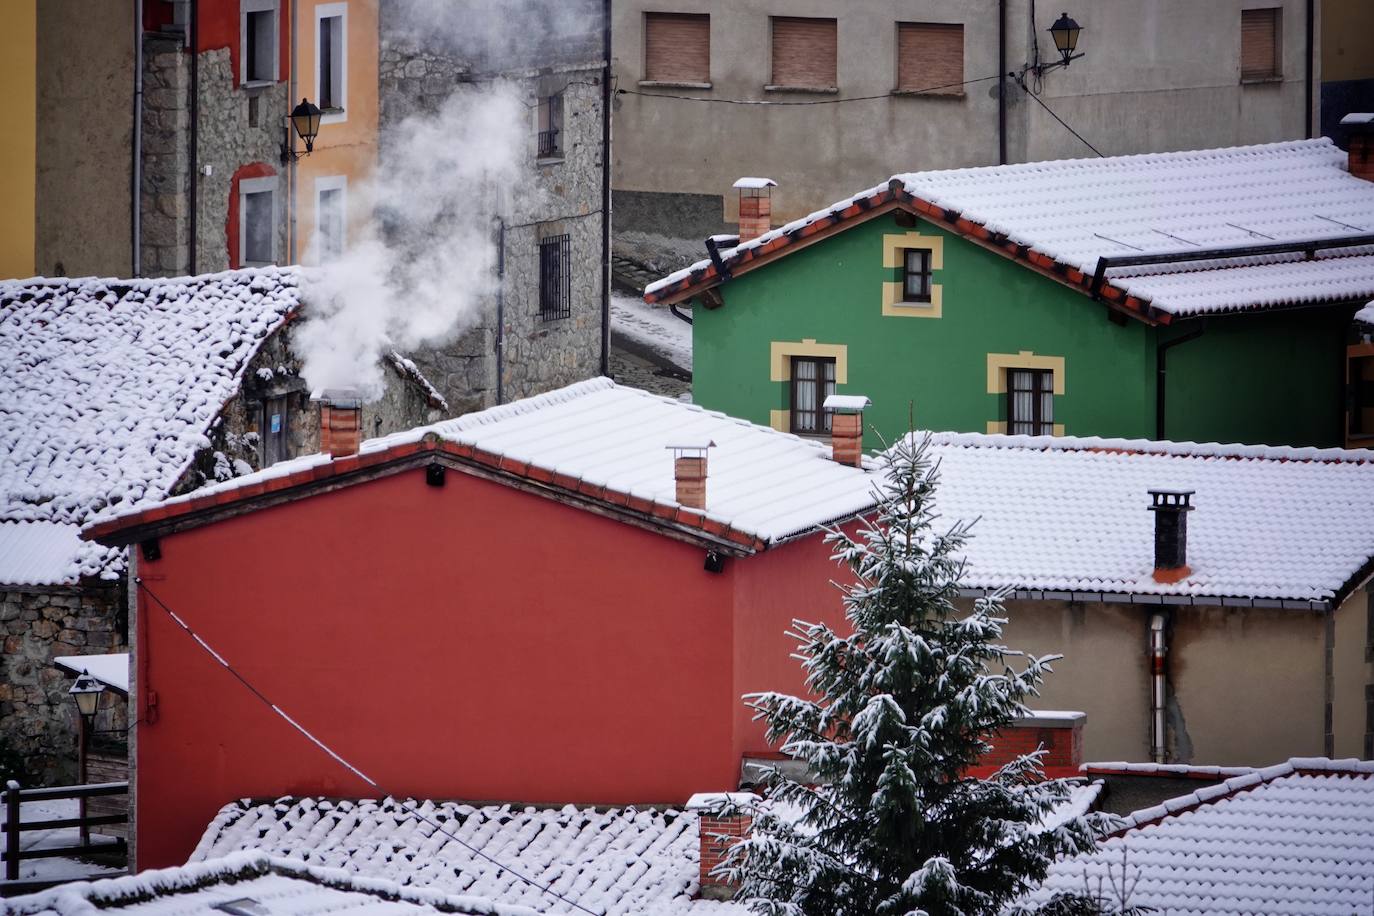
[1148,488,1195,510]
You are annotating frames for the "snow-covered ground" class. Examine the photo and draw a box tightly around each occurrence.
[0,797,125,884]
[610,293,691,372]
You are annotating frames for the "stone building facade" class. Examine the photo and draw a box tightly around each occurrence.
[377,7,608,415]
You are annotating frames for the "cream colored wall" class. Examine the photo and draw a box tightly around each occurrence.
[1322,0,1374,82]
[0,0,36,279]
[293,0,378,262]
[1332,587,1370,759]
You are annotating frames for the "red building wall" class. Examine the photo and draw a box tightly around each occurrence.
[132,466,779,868]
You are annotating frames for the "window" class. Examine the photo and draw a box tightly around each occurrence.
[262,395,290,466]
[537,92,564,159]
[315,176,346,262]
[1348,351,1374,443]
[239,176,276,267]
[241,0,278,85]
[539,234,571,320]
[1007,368,1054,436]
[791,356,836,435]
[316,3,347,117]
[644,13,710,85]
[903,249,932,302]
[897,22,964,94]
[1241,7,1280,81]
[769,17,837,91]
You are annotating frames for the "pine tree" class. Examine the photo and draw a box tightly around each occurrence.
[724,432,1107,916]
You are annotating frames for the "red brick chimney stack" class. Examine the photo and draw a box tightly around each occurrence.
[669,442,715,510]
[314,389,364,458]
[734,177,777,241]
[686,792,758,899]
[1342,113,1374,181]
[824,394,871,467]
[977,711,1086,779]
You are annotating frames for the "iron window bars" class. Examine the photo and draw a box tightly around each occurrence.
[539,234,572,320]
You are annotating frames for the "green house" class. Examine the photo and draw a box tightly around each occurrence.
[645,139,1374,449]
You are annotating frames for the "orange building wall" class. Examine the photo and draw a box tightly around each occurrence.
[132,466,765,868]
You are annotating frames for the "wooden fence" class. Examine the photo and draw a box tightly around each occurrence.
[1,780,128,896]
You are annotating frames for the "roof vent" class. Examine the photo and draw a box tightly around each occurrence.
[1148,489,1194,583]
[312,388,364,458]
[734,177,776,241]
[668,442,715,510]
[824,394,870,467]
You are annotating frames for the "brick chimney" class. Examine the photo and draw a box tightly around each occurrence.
[1148,489,1195,584]
[686,792,758,900]
[1341,113,1374,181]
[977,711,1086,780]
[313,389,364,458]
[823,394,870,467]
[669,442,715,510]
[734,177,776,241]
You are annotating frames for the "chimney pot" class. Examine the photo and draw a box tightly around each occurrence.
[733,177,776,241]
[1341,113,1374,182]
[686,792,758,899]
[823,394,871,467]
[669,442,715,510]
[313,388,364,458]
[1148,488,1194,583]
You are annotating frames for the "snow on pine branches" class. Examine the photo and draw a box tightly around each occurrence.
[724,432,1108,916]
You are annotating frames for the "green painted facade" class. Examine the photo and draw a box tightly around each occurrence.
[690,213,1352,449]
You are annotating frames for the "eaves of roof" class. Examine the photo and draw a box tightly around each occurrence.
[84,434,782,556]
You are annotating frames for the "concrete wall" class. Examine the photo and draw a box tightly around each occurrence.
[612,0,1315,235]
[0,0,37,279]
[1332,586,1371,759]
[34,0,135,279]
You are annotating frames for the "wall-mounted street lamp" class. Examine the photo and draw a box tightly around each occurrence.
[1019,10,1085,84]
[281,98,323,164]
[69,671,103,725]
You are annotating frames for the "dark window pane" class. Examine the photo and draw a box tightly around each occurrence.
[790,356,835,435]
[247,10,275,82]
[319,18,334,108]
[243,190,273,264]
[1008,368,1053,436]
[903,248,932,302]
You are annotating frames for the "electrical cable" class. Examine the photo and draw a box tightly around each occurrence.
[133,578,604,916]
[617,73,1003,106]
[1015,80,1102,157]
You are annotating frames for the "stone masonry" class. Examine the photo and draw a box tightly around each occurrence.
[141,33,192,277]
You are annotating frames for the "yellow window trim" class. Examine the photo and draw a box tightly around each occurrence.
[882,233,944,270]
[769,409,790,432]
[987,421,1066,436]
[882,281,943,318]
[882,233,945,319]
[986,351,1066,395]
[770,339,849,383]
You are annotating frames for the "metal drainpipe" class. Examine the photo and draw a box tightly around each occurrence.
[599,0,613,378]
[288,0,298,263]
[495,218,506,406]
[133,0,145,276]
[188,0,199,275]
[997,0,1007,164]
[1149,612,1168,764]
[1304,0,1315,139]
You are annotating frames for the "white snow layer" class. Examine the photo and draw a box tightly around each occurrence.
[53,652,129,694]
[1020,758,1374,916]
[648,139,1374,317]
[1355,299,1374,325]
[0,267,299,584]
[610,294,692,371]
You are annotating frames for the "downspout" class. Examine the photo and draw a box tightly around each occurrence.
[998,0,1007,164]
[188,0,199,275]
[1304,0,1315,139]
[495,218,506,405]
[599,0,612,377]
[288,0,298,263]
[1148,612,1168,764]
[1155,325,1205,440]
[670,303,692,325]
[133,0,145,276]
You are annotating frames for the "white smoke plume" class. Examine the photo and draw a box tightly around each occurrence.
[296,82,527,399]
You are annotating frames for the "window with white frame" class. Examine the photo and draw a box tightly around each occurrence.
[241,0,279,85]
[315,176,347,262]
[240,176,277,267]
[316,2,347,120]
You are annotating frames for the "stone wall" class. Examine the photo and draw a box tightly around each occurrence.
[378,33,606,414]
[1,584,128,787]
[141,33,192,277]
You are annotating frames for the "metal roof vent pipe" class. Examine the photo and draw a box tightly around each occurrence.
[313,388,364,458]
[669,442,715,510]
[824,394,871,467]
[734,177,776,241]
[1148,488,1194,583]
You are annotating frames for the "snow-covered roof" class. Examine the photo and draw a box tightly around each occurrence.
[87,379,882,550]
[1022,758,1374,916]
[5,851,530,916]
[191,798,735,916]
[53,653,129,695]
[648,139,1374,319]
[923,431,1374,605]
[0,268,300,585]
[732,177,776,190]
[1355,299,1374,326]
[1340,112,1374,125]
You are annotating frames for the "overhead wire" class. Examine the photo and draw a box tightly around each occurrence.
[134,577,604,916]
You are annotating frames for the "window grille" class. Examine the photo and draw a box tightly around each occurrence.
[791,356,837,435]
[539,234,572,320]
[1007,368,1054,436]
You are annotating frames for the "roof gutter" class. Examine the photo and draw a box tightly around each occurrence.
[957,586,1332,612]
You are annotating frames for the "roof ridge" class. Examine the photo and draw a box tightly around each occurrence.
[0,264,301,292]
[922,430,1374,465]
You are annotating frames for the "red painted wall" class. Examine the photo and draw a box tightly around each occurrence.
[196,0,291,86]
[133,467,749,868]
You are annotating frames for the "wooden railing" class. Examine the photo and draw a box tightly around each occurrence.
[1,780,128,895]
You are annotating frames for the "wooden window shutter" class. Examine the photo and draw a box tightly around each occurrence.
[1241,8,1279,80]
[897,22,964,93]
[770,17,837,89]
[645,13,710,84]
